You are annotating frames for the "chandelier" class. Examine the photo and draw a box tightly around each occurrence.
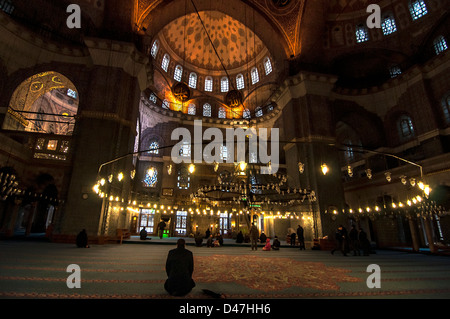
[191,162,316,209]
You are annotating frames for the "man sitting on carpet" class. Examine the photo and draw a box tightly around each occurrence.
[164,238,196,296]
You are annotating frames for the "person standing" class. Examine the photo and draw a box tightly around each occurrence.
[164,239,196,296]
[349,225,360,256]
[249,222,259,251]
[157,219,166,239]
[297,225,305,250]
[359,228,370,256]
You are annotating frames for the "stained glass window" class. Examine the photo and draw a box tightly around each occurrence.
[175,211,188,235]
[409,0,427,20]
[356,25,369,43]
[205,76,213,92]
[255,106,263,117]
[177,168,190,189]
[150,40,159,58]
[162,99,170,109]
[381,16,397,35]
[161,54,170,72]
[143,167,157,187]
[218,106,226,119]
[188,72,197,89]
[389,66,402,78]
[243,108,251,119]
[434,36,448,55]
[149,93,157,104]
[398,115,415,139]
[221,77,229,93]
[174,65,183,82]
[67,88,77,99]
[251,67,259,85]
[203,103,212,117]
[188,104,196,115]
[220,145,228,161]
[264,57,272,75]
[148,141,159,154]
[236,74,245,90]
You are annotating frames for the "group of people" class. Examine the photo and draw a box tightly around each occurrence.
[331,224,371,256]
[194,229,224,247]
[289,225,306,250]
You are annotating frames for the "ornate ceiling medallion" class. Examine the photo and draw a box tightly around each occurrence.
[172,82,191,102]
[225,89,243,108]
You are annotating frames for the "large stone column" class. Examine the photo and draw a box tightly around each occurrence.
[278,72,344,240]
[55,39,151,241]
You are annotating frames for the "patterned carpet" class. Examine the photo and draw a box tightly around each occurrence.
[1,240,450,300]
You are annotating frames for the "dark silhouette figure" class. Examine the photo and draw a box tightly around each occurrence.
[297,225,305,250]
[349,225,360,256]
[272,236,281,250]
[140,227,148,240]
[331,225,347,256]
[76,229,89,248]
[164,239,196,296]
[236,231,244,243]
[194,231,203,247]
[290,231,296,246]
[157,220,166,239]
[359,228,370,256]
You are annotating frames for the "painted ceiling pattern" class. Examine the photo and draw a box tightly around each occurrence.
[160,11,265,71]
[134,0,306,57]
[327,0,384,14]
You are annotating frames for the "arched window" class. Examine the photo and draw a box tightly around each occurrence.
[243,108,251,119]
[355,24,369,43]
[188,72,197,89]
[236,74,245,90]
[150,40,159,58]
[264,57,272,75]
[143,166,158,187]
[442,93,450,125]
[255,106,263,117]
[409,0,427,20]
[205,76,213,92]
[220,145,228,161]
[218,106,226,119]
[398,115,415,139]
[188,103,196,115]
[389,66,402,78]
[381,15,397,35]
[177,167,190,189]
[149,93,157,104]
[148,141,159,154]
[434,36,448,55]
[174,65,183,82]
[161,54,170,72]
[162,99,170,109]
[3,71,78,136]
[251,67,259,85]
[221,77,229,93]
[0,0,15,15]
[203,103,212,117]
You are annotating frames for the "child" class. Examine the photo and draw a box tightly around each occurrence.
[262,238,271,251]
